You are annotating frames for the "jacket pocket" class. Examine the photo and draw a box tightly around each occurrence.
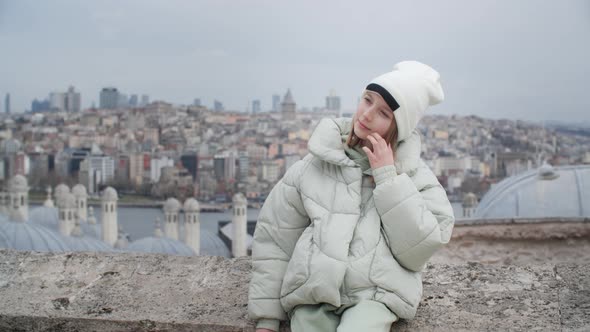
[280,224,314,297]
[368,234,423,306]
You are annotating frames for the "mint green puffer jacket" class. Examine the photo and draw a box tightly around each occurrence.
[248,117,455,329]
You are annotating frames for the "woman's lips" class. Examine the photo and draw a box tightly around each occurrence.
[357,120,369,130]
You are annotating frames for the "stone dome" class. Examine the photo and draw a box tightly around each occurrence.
[54,184,70,200]
[72,184,88,197]
[164,198,181,213]
[102,187,118,201]
[126,237,195,256]
[8,175,28,192]
[183,198,200,212]
[475,165,590,219]
[0,229,9,248]
[232,193,247,204]
[67,223,113,252]
[28,206,59,231]
[200,230,231,258]
[0,214,72,252]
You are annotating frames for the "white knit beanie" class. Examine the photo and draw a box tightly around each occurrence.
[367,61,444,142]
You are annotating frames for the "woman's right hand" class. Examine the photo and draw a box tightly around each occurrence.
[256,329,275,332]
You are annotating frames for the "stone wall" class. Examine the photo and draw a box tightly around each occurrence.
[0,218,589,331]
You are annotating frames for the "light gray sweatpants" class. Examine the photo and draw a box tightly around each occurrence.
[290,300,399,332]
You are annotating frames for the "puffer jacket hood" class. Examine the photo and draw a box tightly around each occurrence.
[248,117,455,331]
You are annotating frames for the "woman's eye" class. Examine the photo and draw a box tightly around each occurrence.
[380,110,389,117]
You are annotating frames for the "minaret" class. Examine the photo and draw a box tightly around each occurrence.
[72,184,88,221]
[101,187,118,246]
[163,198,180,240]
[57,192,77,236]
[8,175,29,222]
[183,198,201,255]
[0,191,8,215]
[43,186,54,207]
[231,192,248,257]
[54,183,70,203]
[462,192,478,218]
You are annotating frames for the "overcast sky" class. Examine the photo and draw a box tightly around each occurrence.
[0,0,589,123]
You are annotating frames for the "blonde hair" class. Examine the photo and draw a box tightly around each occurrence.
[346,92,399,158]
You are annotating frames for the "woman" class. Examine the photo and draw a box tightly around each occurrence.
[249,61,455,332]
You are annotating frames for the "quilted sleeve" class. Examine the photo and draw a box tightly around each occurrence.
[248,159,311,330]
[372,162,455,272]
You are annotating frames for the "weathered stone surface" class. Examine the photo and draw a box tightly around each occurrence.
[0,249,588,331]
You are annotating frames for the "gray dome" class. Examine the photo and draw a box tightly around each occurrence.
[80,222,102,239]
[232,192,247,204]
[183,198,200,212]
[57,192,77,209]
[29,206,59,231]
[0,215,72,252]
[54,184,70,199]
[8,175,28,192]
[201,230,231,257]
[164,198,181,212]
[475,165,590,218]
[126,237,195,256]
[67,233,113,252]
[72,184,88,197]
[102,187,118,201]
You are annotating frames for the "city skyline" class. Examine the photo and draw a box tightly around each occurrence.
[1,1,589,123]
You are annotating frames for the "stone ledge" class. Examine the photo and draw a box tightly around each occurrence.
[0,249,588,332]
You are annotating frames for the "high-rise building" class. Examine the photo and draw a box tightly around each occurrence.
[214,100,224,112]
[117,93,129,108]
[49,86,81,112]
[193,98,201,107]
[181,153,199,180]
[129,94,138,107]
[4,93,10,114]
[31,99,50,113]
[140,94,150,107]
[252,100,261,114]
[326,89,341,112]
[64,86,81,112]
[272,94,280,112]
[100,87,119,109]
[281,89,296,121]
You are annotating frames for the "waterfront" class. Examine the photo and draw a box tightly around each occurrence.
[30,202,464,243]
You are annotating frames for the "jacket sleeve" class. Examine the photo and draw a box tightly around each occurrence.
[248,159,310,330]
[372,162,455,272]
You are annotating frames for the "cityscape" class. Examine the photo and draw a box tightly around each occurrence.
[1,85,589,211]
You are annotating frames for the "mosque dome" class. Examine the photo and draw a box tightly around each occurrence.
[29,206,60,231]
[72,184,88,197]
[232,192,247,204]
[67,222,113,252]
[200,230,231,257]
[183,198,200,212]
[0,215,72,252]
[102,187,118,201]
[127,237,195,256]
[474,164,590,219]
[8,175,28,192]
[164,198,181,213]
[54,184,70,200]
[0,229,9,248]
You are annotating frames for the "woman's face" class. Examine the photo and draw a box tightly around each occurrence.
[353,90,396,140]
